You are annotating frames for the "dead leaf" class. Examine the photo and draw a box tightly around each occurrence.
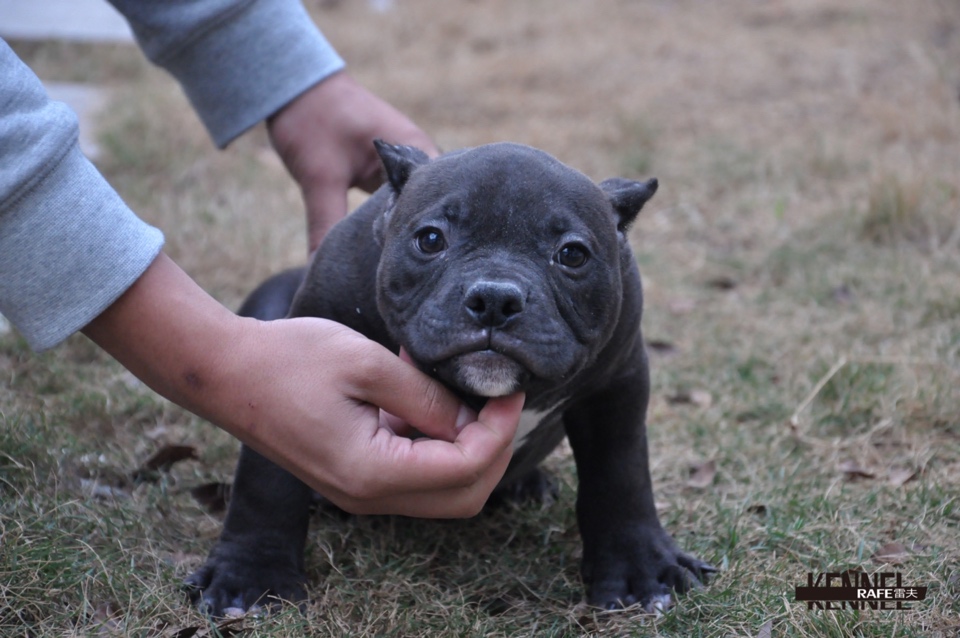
[747,504,768,517]
[687,460,717,489]
[838,460,875,480]
[646,339,678,355]
[212,618,248,636]
[132,445,198,483]
[872,542,910,565]
[888,467,917,487]
[572,602,599,632]
[756,619,773,638]
[705,275,738,290]
[142,444,197,472]
[667,389,712,407]
[190,482,231,513]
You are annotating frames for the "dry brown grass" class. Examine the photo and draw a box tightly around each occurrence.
[3,0,960,635]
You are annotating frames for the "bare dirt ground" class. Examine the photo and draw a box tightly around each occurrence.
[3,1,959,636]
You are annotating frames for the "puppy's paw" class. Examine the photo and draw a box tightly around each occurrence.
[583,526,716,611]
[184,540,307,617]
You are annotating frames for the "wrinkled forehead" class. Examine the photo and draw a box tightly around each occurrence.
[396,146,611,230]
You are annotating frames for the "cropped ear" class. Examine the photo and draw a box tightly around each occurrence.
[374,139,431,194]
[599,177,658,233]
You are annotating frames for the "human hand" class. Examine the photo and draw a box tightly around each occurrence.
[224,317,525,517]
[83,254,523,518]
[267,71,440,253]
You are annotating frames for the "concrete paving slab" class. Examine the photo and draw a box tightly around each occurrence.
[0,0,134,43]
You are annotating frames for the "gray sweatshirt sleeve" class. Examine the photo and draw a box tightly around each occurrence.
[108,0,346,147]
[1,1,345,350]
[0,41,165,351]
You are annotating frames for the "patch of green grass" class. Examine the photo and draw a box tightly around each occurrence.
[860,176,960,252]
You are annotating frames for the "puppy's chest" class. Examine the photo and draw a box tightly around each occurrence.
[513,406,564,450]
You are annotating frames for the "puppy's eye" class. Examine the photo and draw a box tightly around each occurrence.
[555,243,589,268]
[415,227,446,254]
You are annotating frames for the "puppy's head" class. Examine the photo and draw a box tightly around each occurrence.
[373,140,656,399]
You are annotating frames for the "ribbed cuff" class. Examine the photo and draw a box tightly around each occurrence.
[157,0,346,147]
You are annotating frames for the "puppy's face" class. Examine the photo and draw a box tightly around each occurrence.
[373,142,655,398]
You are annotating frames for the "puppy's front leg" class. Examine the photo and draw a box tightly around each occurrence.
[563,348,714,611]
[185,445,313,615]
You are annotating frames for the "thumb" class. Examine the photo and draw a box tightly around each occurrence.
[350,344,524,443]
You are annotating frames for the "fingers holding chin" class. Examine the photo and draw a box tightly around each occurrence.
[333,445,513,519]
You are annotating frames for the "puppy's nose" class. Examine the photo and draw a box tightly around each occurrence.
[464,281,525,328]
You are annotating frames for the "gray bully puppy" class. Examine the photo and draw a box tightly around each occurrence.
[186,141,715,615]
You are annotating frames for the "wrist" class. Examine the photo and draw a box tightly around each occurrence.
[81,253,251,436]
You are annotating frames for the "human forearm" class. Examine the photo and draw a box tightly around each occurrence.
[80,253,247,433]
[82,253,524,517]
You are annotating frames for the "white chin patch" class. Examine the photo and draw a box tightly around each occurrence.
[455,352,523,397]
